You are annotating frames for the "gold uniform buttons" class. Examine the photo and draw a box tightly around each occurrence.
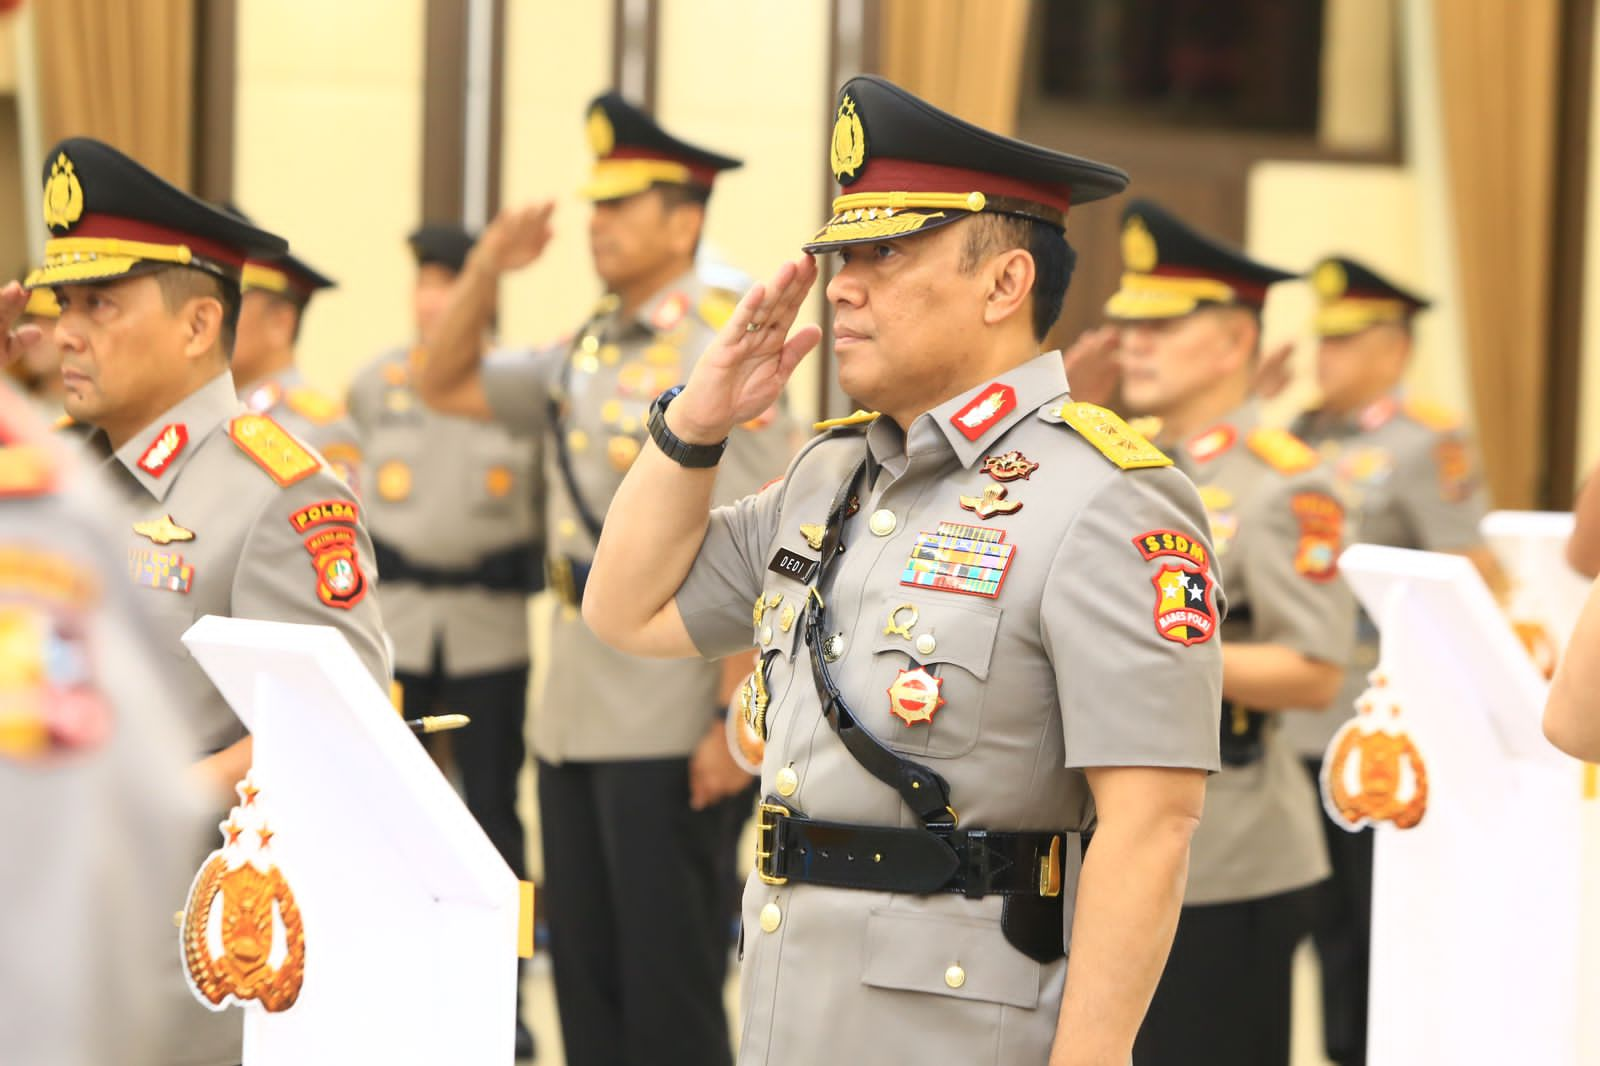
[944,964,966,989]
[914,633,937,657]
[759,902,782,933]
[580,334,600,354]
[559,518,578,540]
[868,509,897,537]
[775,765,798,797]
[568,429,589,453]
[759,624,774,646]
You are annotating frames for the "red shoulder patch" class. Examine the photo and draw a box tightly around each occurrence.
[1134,530,1216,646]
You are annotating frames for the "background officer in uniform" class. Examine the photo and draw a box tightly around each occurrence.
[26,137,391,1066]
[417,93,794,1066]
[7,286,67,419]
[229,230,365,495]
[346,221,543,1058]
[0,307,208,1066]
[1101,201,1355,1066]
[580,75,1225,1066]
[1274,255,1497,1066]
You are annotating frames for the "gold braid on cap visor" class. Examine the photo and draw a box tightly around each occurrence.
[1104,272,1239,320]
[811,190,1066,244]
[241,263,292,296]
[25,236,235,287]
[1315,297,1412,337]
[581,158,696,200]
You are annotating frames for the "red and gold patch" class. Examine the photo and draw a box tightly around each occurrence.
[1133,530,1216,646]
[887,667,945,726]
[1435,437,1475,502]
[1291,492,1344,582]
[137,423,188,478]
[650,291,690,332]
[289,500,359,534]
[949,383,1017,442]
[980,450,1038,482]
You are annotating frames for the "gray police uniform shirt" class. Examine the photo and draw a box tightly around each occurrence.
[481,270,797,763]
[0,456,211,1066]
[1161,401,1354,905]
[1284,392,1490,756]
[240,364,366,498]
[348,346,540,677]
[72,370,391,1066]
[674,353,1223,1066]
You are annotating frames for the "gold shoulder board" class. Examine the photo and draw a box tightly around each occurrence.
[1247,427,1318,474]
[229,414,321,487]
[1402,397,1462,432]
[284,387,344,425]
[813,409,881,432]
[1058,402,1172,470]
[698,289,740,331]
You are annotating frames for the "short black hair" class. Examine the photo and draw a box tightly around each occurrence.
[958,215,1076,341]
[155,267,242,359]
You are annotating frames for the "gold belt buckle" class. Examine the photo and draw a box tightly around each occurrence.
[755,801,790,885]
[1038,833,1062,898]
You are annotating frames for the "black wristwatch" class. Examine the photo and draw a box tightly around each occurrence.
[648,386,728,468]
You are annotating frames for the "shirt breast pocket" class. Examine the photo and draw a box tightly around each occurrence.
[868,592,1002,760]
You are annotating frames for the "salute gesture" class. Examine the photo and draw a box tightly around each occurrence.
[473,200,557,276]
[665,255,822,444]
[0,282,43,370]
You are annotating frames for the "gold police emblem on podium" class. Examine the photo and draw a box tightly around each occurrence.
[1321,672,1429,831]
[182,773,307,1013]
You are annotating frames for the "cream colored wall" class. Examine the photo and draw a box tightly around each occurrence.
[496,1,614,349]
[232,0,425,396]
[655,0,830,423]
[1319,0,1396,152]
[1247,0,1472,432]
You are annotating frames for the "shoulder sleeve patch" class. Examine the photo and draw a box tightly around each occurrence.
[813,409,881,432]
[697,289,740,331]
[1057,401,1172,470]
[229,414,321,487]
[285,386,345,425]
[1247,427,1319,474]
[1403,397,1463,432]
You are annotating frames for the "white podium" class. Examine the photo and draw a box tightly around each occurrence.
[1337,544,1589,1066]
[1482,509,1590,650]
[182,616,521,1065]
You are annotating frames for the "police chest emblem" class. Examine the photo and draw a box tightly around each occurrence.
[1321,672,1428,831]
[887,667,944,726]
[831,93,867,184]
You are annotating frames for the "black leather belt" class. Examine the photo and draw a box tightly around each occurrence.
[372,539,543,595]
[547,556,592,609]
[1221,700,1266,767]
[756,799,1065,899]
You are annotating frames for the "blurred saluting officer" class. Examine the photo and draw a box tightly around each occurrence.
[580,76,1224,1066]
[28,137,391,1066]
[1101,201,1355,1066]
[416,94,794,1066]
[346,222,543,1057]
[228,224,365,496]
[1281,256,1499,1066]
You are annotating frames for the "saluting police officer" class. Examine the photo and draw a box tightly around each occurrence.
[1098,201,1355,1066]
[7,287,67,420]
[1279,256,1499,1066]
[416,93,795,1066]
[25,137,391,1066]
[0,325,209,1066]
[346,222,542,1058]
[580,76,1225,1066]
[229,231,365,496]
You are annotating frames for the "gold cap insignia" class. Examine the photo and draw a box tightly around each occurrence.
[831,94,867,184]
[1313,260,1348,301]
[42,153,84,232]
[587,105,615,159]
[1122,215,1157,273]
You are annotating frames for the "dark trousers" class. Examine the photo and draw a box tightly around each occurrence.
[397,655,530,879]
[1134,886,1317,1066]
[537,756,749,1066]
[1302,757,1373,1066]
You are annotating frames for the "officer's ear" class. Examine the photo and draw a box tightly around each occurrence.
[663,199,705,258]
[981,247,1036,332]
[181,294,225,361]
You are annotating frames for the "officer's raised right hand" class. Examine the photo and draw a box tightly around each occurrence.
[474,200,556,275]
[666,255,821,446]
[0,282,42,369]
